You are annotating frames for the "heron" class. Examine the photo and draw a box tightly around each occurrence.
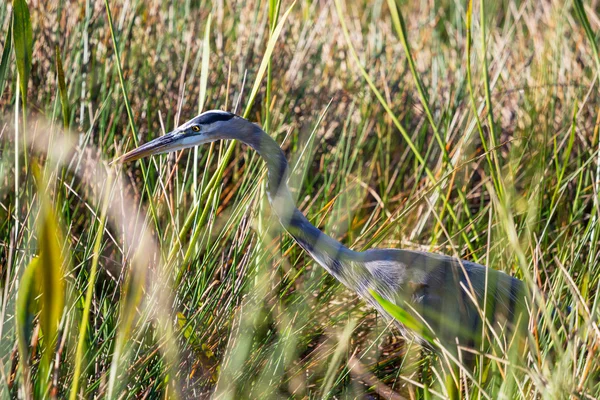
[116,110,527,359]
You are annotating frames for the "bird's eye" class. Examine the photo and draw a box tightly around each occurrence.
[191,125,201,132]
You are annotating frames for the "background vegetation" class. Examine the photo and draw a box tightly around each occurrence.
[1,0,599,398]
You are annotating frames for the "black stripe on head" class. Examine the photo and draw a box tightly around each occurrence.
[196,111,236,125]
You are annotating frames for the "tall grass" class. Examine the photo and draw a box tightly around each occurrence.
[1,0,599,398]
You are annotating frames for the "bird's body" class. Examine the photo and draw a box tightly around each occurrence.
[118,111,527,356]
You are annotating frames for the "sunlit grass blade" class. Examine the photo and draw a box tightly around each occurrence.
[369,290,435,344]
[16,257,38,399]
[32,164,66,395]
[321,319,356,398]
[466,0,497,194]
[194,13,212,199]
[243,1,295,119]
[198,14,212,115]
[265,0,282,132]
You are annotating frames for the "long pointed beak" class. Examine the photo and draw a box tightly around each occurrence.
[112,131,181,164]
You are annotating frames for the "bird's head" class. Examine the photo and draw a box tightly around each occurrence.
[114,110,247,163]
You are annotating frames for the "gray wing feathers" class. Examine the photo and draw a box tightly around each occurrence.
[360,249,526,347]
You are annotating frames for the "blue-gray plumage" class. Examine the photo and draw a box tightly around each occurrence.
[117,111,527,356]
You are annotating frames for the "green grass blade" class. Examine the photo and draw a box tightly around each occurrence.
[466,0,495,187]
[12,0,32,107]
[573,0,600,269]
[32,165,66,392]
[386,0,478,246]
[321,319,356,398]
[194,13,212,199]
[198,14,212,115]
[333,0,426,170]
[69,174,113,400]
[55,46,69,129]
[104,0,162,243]
[334,0,474,253]
[478,0,503,199]
[573,0,600,71]
[369,290,435,344]
[386,0,447,158]
[265,0,282,132]
[170,1,295,265]
[0,20,12,98]
[243,1,295,118]
[16,257,38,399]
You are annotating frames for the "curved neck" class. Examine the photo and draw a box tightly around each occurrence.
[237,124,357,276]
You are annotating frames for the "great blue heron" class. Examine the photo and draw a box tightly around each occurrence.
[116,110,527,358]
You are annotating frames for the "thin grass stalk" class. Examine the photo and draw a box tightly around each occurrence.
[4,75,21,350]
[14,80,19,254]
[194,13,212,202]
[386,0,448,161]
[321,319,356,398]
[333,0,474,254]
[55,46,69,130]
[479,0,503,199]
[103,0,162,242]
[168,2,295,268]
[573,0,600,328]
[69,173,113,400]
[465,0,500,195]
[265,0,281,133]
[386,0,477,247]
